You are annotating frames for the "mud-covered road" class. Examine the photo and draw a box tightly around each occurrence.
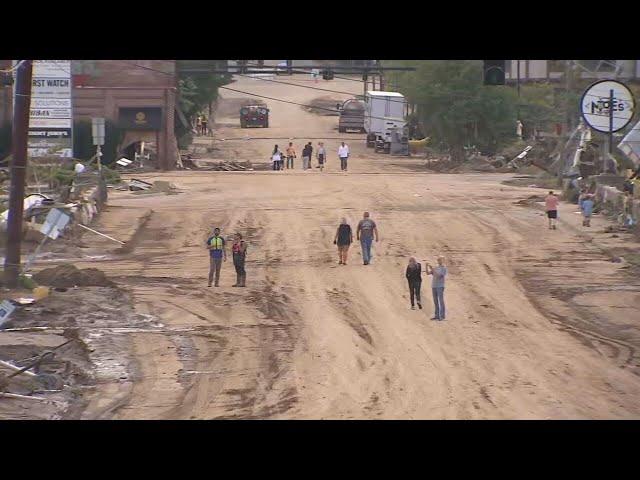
[66,76,640,419]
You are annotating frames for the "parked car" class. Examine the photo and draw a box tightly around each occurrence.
[240,105,269,128]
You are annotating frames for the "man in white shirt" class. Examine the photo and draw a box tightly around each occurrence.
[338,142,349,171]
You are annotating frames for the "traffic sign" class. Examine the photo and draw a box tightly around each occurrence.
[92,117,105,146]
[580,80,635,133]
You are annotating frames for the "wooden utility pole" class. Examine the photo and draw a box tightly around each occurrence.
[4,60,32,288]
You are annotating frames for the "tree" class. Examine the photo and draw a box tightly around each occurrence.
[175,61,232,146]
[389,60,524,159]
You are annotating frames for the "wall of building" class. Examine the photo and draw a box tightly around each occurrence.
[72,60,177,170]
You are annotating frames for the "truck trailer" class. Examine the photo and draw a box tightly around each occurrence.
[364,91,407,147]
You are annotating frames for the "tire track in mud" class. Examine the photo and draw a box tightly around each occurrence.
[467,202,640,375]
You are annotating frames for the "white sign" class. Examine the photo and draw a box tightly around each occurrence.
[30,108,73,119]
[0,300,16,326]
[32,98,71,109]
[28,60,73,157]
[32,60,72,78]
[581,80,635,133]
[41,208,71,240]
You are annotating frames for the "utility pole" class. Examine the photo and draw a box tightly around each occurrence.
[565,60,573,134]
[4,60,33,288]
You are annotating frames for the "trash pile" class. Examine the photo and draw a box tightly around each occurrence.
[32,264,114,288]
[122,179,183,195]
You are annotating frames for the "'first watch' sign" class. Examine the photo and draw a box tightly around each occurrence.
[118,107,163,130]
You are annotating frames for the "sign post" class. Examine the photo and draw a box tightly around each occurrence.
[580,80,635,173]
[92,117,105,172]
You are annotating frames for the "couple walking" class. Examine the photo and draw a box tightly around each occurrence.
[405,256,448,320]
[333,212,379,266]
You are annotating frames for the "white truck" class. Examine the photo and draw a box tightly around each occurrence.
[365,91,407,147]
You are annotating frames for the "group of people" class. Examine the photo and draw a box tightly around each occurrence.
[332,212,448,320]
[205,211,449,321]
[271,141,350,172]
[195,114,210,137]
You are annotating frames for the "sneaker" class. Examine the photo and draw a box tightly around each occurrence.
[430,317,438,321]
[411,306,415,310]
[418,302,422,310]
[208,284,212,287]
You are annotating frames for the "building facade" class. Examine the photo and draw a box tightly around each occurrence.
[72,60,178,170]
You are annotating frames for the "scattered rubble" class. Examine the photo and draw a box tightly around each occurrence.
[33,264,114,288]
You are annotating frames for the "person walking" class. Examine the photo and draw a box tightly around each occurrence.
[286,142,297,169]
[545,191,559,230]
[231,233,248,287]
[338,141,350,171]
[196,115,202,136]
[302,143,311,170]
[271,145,282,171]
[317,142,327,172]
[405,257,422,310]
[581,194,595,227]
[426,256,447,320]
[356,211,378,265]
[206,227,227,287]
[306,142,314,169]
[201,114,209,136]
[333,217,353,265]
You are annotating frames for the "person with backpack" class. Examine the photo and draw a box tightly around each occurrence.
[232,233,248,287]
[405,257,423,310]
[333,218,353,265]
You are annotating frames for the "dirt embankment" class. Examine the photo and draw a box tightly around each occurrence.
[305,96,342,116]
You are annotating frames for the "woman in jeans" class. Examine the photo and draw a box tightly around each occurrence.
[232,233,247,287]
[405,257,422,310]
[426,256,447,320]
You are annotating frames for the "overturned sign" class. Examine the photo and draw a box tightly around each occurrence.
[40,208,71,240]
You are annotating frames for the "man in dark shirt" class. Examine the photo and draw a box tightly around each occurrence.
[405,257,422,310]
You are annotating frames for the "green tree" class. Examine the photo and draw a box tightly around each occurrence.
[389,60,519,160]
[175,61,232,147]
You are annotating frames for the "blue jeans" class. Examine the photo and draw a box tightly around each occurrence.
[432,287,445,319]
[360,237,373,264]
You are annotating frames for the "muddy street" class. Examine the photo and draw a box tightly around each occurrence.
[30,75,640,419]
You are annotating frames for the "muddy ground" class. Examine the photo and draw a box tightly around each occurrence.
[2,75,640,419]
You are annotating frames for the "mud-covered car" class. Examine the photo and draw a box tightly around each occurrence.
[240,105,269,128]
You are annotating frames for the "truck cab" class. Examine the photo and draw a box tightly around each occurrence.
[337,99,365,133]
[240,105,269,128]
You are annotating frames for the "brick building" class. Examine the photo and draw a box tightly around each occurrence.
[72,60,179,170]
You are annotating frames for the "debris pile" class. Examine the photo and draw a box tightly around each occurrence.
[124,179,182,195]
[33,264,114,288]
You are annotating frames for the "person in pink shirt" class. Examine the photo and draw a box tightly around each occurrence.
[545,191,559,230]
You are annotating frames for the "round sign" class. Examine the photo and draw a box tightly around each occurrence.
[580,80,635,133]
